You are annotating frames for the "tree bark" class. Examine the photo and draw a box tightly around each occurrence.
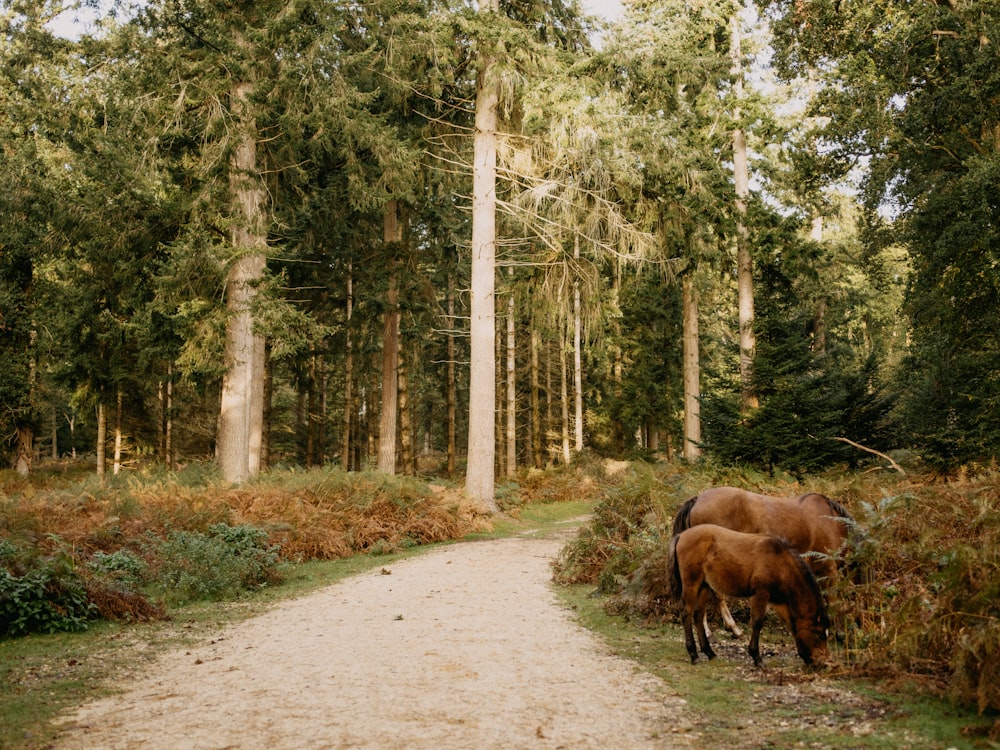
[466,0,500,511]
[560,306,571,465]
[731,12,757,411]
[218,75,268,484]
[342,262,354,471]
[506,267,517,477]
[399,335,413,475]
[96,400,106,480]
[573,235,584,454]
[530,316,542,469]
[113,387,123,475]
[682,274,702,461]
[378,200,401,475]
[447,274,457,478]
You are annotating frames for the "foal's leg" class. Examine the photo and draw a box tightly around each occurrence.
[694,588,717,660]
[681,605,699,664]
[747,592,770,668]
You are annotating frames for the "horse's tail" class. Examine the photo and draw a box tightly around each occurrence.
[666,534,683,603]
[671,496,697,536]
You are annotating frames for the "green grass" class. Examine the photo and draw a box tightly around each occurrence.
[555,583,999,749]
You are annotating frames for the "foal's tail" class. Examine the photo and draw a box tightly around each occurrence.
[666,534,683,603]
[671,496,697,537]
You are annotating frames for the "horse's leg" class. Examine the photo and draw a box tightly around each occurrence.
[747,592,770,668]
[694,588,716,660]
[681,605,699,664]
[717,596,744,638]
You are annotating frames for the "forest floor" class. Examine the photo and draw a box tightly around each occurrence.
[48,522,934,750]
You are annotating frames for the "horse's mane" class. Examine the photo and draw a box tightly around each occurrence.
[799,492,853,521]
[671,496,697,536]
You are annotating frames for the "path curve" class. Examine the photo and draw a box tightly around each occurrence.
[56,533,694,749]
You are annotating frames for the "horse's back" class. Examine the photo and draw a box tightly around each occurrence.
[685,487,761,533]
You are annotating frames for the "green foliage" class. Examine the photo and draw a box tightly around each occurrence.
[0,541,97,638]
[87,549,148,588]
[141,523,283,606]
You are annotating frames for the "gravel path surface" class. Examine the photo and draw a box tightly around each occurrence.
[55,532,694,749]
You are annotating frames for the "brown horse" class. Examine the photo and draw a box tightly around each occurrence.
[668,524,831,668]
[671,486,854,636]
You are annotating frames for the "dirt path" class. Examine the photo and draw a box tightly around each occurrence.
[55,531,695,749]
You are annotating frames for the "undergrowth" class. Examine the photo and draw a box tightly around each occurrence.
[0,463,492,638]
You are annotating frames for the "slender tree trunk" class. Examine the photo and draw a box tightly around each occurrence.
[560,308,571,465]
[466,0,500,511]
[612,265,624,455]
[399,335,413,475]
[506,268,517,477]
[496,318,505,475]
[96,400,106,480]
[261,346,272,471]
[50,408,57,461]
[545,339,554,464]
[530,319,542,469]
[682,274,702,461]
[573,235,584,454]
[218,74,267,484]
[447,274,457,478]
[342,262,354,471]
[306,353,317,468]
[810,216,827,356]
[378,201,401,474]
[731,11,757,411]
[113,388,123,475]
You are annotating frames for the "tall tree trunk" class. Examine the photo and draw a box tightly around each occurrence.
[809,217,827,356]
[573,235,583,454]
[612,265,625,456]
[342,262,354,471]
[731,11,757,411]
[496,317,505,475]
[530,316,542,469]
[506,268,517,477]
[305,355,316,467]
[545,339,554,464]
[14,425,32,477]
[466,0,500,511]
[560,308,571,465]
[378,200,401,474]
[682,274,702,461]
[399,335,413,475]
[261,346,272,471]
[218,75,267,484]
[447,274,457,478]
[96,400,106,480]
[113,388,123,475]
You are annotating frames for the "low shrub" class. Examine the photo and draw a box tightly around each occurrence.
[0,541,97,637]
[140,523,282,606]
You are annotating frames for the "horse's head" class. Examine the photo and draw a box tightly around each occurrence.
[793,609,831,668]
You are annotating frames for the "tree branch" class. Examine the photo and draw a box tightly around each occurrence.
[830,436,906,475]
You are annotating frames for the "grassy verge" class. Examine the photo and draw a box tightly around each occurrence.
[0,497,592,750]
[555,583,998,749]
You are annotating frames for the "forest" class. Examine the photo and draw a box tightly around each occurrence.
[3,1,1000,741]
[1,0,996,488]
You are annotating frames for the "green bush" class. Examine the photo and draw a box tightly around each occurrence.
[142,523,282,606]
[0,542,97,638]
